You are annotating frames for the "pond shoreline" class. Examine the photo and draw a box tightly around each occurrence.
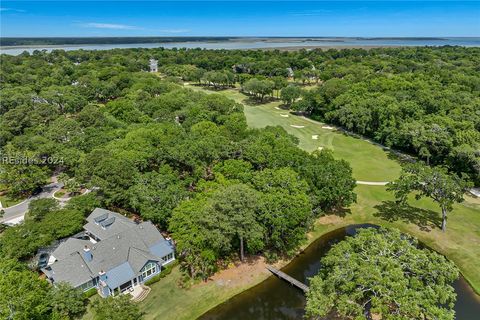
[199,224,480,319]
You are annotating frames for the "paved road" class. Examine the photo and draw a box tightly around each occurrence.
[0,181,63,225]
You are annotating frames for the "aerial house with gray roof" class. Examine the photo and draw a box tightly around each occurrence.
[42,208,175,297]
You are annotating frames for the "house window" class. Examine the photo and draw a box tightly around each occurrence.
[79,278,96,291]
[162,253,174,263]
[141,262,157,279]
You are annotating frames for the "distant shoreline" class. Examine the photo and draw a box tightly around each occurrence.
[260,45,404,51]
[1,44,403,50]
[0,36,452,47]
[1,37,478,56]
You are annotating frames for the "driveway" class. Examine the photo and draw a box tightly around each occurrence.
[0,181,63,225]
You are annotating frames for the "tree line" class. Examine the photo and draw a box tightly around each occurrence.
[4,47,477,187]
[149,47,479,185]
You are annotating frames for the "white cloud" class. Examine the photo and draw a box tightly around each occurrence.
[80,22,140,30]
[158,29,190,34]
[291,9,332,16]
[0,7,26,13]
[75,22,189,34]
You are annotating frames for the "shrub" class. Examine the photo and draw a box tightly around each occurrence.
[83,287,97,298]
[54,191,66,198]
[144,262,177,286]
[162,261,177,274]
[264,251,279,263]
[144,274,162,286]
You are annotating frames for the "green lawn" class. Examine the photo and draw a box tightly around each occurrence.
[243,101,401,182]
[139,268,265,320]
[83,84,480,320]
[0,193,24,208]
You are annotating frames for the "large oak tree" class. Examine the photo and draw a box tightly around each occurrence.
[305,228,459,320]
[387,163,471,232]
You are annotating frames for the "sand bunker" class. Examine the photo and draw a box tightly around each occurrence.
[322,126,335,130]
[318,146,324,151]
[290,125,305,128]
[274,107,281,110]
[312,135,318,140]
[280,114,289,118]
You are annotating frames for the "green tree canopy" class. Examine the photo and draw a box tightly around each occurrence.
[49,282,86,319]
[305,228,459,320]
[129,165,187,227]
[0,162,49,197]
[209,183,263,261]
[92,295,144,320]
[387,163,471,231]
[299,150,357,211]
[280,84,302,106]
[27,198,59,221]
[242,78,275,102]
[0,259,52,320]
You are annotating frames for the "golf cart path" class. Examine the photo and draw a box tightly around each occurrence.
[356,181,389,186]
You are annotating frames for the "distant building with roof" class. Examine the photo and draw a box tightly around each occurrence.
[42,208,175,297]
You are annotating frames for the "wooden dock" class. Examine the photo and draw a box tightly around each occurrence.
[266,265,309,293]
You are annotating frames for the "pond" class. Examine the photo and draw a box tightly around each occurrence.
[200,224,480,320]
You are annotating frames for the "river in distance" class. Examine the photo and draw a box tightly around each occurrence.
[199,224,480,320]
[1,37,480,55]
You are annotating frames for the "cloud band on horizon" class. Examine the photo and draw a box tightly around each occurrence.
[79,22,140,30]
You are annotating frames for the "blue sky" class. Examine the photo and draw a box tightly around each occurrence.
[1,1,479,37]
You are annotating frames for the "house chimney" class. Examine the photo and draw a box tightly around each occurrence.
[83,245,93,262]
[99,270,107,281]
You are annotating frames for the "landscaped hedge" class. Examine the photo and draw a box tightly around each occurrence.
[83,287,97,298]
[144,262,178,286]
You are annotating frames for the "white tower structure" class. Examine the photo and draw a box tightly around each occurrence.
[149,59,158,73]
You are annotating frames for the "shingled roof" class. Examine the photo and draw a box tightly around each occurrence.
[83,208,137,240]
[44,208,174,289]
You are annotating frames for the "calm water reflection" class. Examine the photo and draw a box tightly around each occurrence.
[2,38,480,55]
[200,224,480,320]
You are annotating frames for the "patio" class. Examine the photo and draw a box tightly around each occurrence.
[129,284,151,302]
